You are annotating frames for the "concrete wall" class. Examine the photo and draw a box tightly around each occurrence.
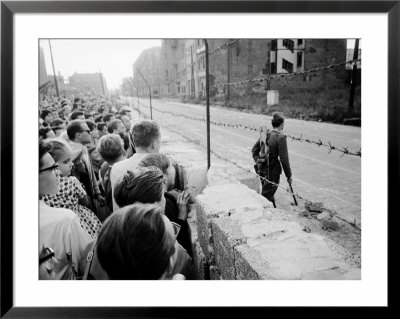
[161,128,361,280]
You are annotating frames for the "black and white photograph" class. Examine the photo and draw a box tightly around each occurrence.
[38,38,361,281]
[2,2,393,313]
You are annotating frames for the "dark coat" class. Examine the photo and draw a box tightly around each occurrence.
[252,129,292,180]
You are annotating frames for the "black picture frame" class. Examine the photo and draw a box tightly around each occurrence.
[1,1,396,317]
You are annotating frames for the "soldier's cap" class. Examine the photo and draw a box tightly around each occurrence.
[271,112,285,127]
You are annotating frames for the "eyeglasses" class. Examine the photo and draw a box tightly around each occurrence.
[80,129,91,134]
[170,222,181,238]
[39,163,59,173]
[39,247,55,264]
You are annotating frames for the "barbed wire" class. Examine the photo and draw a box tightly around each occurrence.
[213,58,361,89]
[208,39,240,55]
[136,101,361,157]
[161,123,361,231]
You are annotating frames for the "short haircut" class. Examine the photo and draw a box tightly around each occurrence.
[96,203,175,280]
[70,111,84,120]
[119,109,131,116]
[131,120,160,148]
[66,119,84,140]
[40,110,52,120]
[39,127,53,140]
[97,134,124,163]
[94,115,104,123]
[45,138,71,162]
[97,122,107,132]
[107,119,123,133]
[113,167,165,208]
[50,118,64,128]
[39,140,52,169]
[103,113,114,123]
[138,153,170,175]
[84,113,93,119]
[85,119,97,131]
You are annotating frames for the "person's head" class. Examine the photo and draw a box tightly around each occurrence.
[50,118,66,137]
[114,166,166,210]
[97,133,125,165]
[103,113,115,124]
[70,111,85,121]
[119,109,131,118]
[40,110,53,124]
[66,119,92,144]
[121,115,131,131]
[94,115,104,123]
[39,127,55,141]
[139,153,176,191]
[97,122,108,137]
[85,113,94,121]
[271,112,285,130]
[46,138,74,176]
[62,105,71,118]
[85,119,99,140]
[107,119,125,134]
[96,203,178,280]
[39,141,59,197]
[131,120,161,153]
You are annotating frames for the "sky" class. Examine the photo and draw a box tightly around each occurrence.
[40,39,161,90]
[40,39,359,90]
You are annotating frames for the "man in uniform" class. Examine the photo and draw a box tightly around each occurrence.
[252,112,292,208]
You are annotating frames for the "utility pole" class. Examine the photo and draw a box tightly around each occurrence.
[99,69,106,96]
[48,40,59,97]
[227,39,231,103]
[205,39,211,170]
[348,39,360,115]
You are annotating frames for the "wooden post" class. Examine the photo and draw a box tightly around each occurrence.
[348,39,360,115]
[205,39,211,170]
[48,40,59,97]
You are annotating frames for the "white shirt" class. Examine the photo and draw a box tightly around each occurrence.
[39,201,91,279]
[110,152,149,211]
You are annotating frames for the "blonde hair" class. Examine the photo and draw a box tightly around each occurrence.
[43,138,71,162]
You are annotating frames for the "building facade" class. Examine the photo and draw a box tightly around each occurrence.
[68,72,108,96]
[133,46,162,97]
[138,39,348,100]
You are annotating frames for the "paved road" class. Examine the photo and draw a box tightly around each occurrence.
[129,97,361,227]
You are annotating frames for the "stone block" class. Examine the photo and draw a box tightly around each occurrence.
[317,211,331,221]
[305,201,324,213]
[211,217,245,280]
[195,200,214,260]
[234,244,267,280]
[191,239,206,280]
[321,219,339,231]
[209,265,222,280]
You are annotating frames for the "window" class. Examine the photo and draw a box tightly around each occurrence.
[282,59,293,73]
[298,39,303,45]
[283,39,294,52]
[297,52,303,67]
[271,40,277,51]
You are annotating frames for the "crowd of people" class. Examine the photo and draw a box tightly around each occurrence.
[39,95,194,280]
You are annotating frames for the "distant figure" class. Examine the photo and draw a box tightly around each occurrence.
[252,112,292,207]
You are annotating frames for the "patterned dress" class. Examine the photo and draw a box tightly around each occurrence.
[42,176,102,239]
